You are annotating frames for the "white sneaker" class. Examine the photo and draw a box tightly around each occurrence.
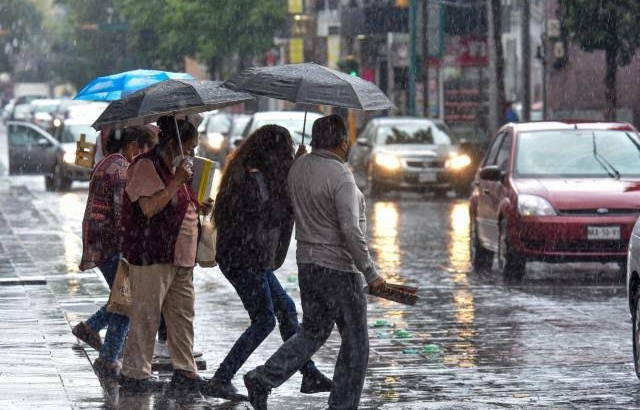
[153,339,203,359]
[154,339,171,358]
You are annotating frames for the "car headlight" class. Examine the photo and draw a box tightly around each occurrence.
[375,153,401,170]
[53,118,62,127]
[517,194,557,216]
[63,150,76,164]
[446,154,472,170]
[207,132,225,150]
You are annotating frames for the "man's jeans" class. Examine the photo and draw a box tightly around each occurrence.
[214,267,319,383]
[254,264,369,410]
[85,254,130,362]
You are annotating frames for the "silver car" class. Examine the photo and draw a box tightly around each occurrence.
[349,117,473,197]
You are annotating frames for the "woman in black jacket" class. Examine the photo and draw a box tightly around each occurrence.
[203,125,332,401]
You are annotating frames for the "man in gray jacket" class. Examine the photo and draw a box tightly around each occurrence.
[244,115,386,410]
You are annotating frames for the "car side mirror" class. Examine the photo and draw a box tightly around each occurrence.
[356,138,370,147]
[479,165,505,182]
[233,138,243,147]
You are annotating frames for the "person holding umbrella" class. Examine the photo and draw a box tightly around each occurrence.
[73,126,156,378]
[202,124,332,401]
[118,115,212,392]
[243,115,386,410]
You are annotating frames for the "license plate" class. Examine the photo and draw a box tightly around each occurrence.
[418,172,437,183]
[587,225,620,240]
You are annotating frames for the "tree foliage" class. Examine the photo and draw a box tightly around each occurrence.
[117,0,287,77]
[52,0,287,86]
[561,0,640,66]
[0,0,42,74]
[560,0,640,119]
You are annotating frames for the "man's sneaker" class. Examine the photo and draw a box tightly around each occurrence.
[153,339,204,358]
[93,357,121,380]
[300,371,333,394]
[169,370,208,391]
[119,374,165,392]
[244,370,270,410]
[72,322,102,351]
[202,378,248,401]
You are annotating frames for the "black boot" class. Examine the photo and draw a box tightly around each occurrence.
[244,370,271,410]
[300,371,333,394]
[202,378,248,401]
[119,374,165,392]
[170,369,208,391]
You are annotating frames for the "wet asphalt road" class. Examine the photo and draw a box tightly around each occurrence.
[7,171,635,410]
[0,112,637,410]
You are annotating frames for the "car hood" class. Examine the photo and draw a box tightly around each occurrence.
[61,142,76,152]
[374,144,455,158]
[514,178,640,210]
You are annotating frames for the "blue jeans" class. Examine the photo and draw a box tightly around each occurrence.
[214,267,319,383]
[85,254,130,362]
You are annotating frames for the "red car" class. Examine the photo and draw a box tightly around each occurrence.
[469,121,640,280]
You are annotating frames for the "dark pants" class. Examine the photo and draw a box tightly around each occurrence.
[214,266,318,383]
[254,264,369,410]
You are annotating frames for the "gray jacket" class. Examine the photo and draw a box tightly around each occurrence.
[287,149,380,283]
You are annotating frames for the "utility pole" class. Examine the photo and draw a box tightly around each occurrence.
[541,0,548,120]
[422,0,429,117]
[522,0,531,121]
[408,0,418,116]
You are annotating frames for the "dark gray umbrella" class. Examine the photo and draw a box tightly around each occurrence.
[91,79,253,130]
[222,62,395,144]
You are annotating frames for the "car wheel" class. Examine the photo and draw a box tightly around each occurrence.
[50,163,72,192]
[498,218,526,280]
[470,219,493,271]
[633,289,640,379]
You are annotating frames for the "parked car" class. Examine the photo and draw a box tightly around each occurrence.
[470,121,640,280]
[5,120,88,191]
[11,103,34,122]
[349,117,473,197]
[30,98,61,132]
[1,98,15,124]
[242,111,323,147]
[49,118,97,190]
[196,110,232,164]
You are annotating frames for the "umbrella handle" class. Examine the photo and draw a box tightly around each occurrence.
[301,109,308,146]
[173,115,185,159]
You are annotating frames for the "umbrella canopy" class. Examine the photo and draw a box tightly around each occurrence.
[92,79,253,130]
[75,69,195,101]
[222,62,395,111]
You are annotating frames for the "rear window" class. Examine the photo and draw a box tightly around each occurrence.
[515,130,640,178]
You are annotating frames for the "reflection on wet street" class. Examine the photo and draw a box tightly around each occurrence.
[3,178,640,409]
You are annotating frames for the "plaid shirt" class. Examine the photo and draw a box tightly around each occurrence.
[79,153,129,271]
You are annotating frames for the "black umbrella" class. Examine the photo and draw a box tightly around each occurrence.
[222,62,395,144]
[92,79,253,130]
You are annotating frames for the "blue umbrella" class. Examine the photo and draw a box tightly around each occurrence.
[74,69,195,101]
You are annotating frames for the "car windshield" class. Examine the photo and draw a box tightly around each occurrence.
[59,124,98,144]
[230,117,250,138]
[515,130,640,178]
[206,114,231,133]
[376,122,453,145]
